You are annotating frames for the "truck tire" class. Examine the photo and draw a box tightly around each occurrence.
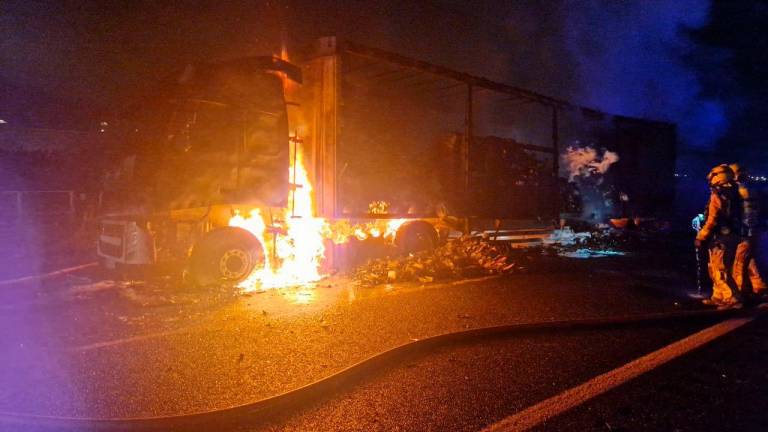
[395,221,438,254]
[187,227,264,286]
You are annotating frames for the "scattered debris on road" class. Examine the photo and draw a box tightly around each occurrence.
[353,237,528,287]
[543,226,635,258]
[66,275,240,307]
[352,221,671,287]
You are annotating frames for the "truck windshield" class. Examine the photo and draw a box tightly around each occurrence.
[168,103,239,153]
[148,69,289,208]
[167,102,285,156]
[166,69,287,157]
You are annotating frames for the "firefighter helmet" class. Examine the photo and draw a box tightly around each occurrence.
[707,164,734,187]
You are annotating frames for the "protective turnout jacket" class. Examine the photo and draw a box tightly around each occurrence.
[735,181,759,237]
[696,184,742,242]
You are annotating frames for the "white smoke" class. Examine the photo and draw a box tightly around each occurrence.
[561,145,619,181]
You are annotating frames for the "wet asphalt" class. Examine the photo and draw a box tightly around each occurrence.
[250,319,721,432]
[537,315,768,432]
[0,246,734,430]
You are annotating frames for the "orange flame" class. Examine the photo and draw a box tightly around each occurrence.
[323,218,407,244]
[229,144,407,291]
[230,148,328,290]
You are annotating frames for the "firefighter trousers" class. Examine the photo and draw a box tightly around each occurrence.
[708,237,738,304]
[734,238,767,294]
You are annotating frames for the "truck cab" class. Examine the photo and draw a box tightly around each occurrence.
[97,56,302,284]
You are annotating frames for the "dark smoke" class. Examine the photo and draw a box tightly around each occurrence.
[324,0,728,149]
[482,0,726,149]
[1,0,728,149]
[559,0,726,148]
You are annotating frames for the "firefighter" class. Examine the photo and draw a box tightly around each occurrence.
[729,163,766,296]
[695,164,742,307]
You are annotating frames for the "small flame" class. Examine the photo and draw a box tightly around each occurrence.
[325,218,407,244]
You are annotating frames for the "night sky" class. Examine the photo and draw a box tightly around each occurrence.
[1,0,765,164]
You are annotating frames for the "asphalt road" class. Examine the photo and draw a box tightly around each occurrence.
[537,315,768,432]
[1,244,745,431]
[247,319,725,432]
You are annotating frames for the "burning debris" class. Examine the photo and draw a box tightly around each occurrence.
[353,237,525,287]
[368,200,390,214]
[322,218,407,244]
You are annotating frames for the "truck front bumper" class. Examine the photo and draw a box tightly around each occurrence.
[97,219,155,266]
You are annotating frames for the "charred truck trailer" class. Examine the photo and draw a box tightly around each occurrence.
[97,37,676,285]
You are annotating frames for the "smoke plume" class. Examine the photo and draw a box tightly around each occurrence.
[558,0,726,148]
[561,145,619,181]
[457,0,728,149]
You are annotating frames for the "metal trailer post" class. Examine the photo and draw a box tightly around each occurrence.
[551,107,560,219]
[295,37,340,267]
[464,84,473,234]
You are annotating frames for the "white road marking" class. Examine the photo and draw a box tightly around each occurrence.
[0,262,98,287]
[449,275,502,286]
[482,315,755,432]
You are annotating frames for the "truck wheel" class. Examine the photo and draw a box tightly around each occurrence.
[187,227,264,286]
[395,221,438,254]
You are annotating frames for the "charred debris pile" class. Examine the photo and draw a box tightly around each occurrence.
[353,236,525,287]
[351,222,668,287]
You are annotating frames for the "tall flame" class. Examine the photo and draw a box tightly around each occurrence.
[229,142,407,291]
[230,147,328,290]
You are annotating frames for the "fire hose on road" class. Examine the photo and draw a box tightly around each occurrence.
[0,262,98,287]
[0,304,763,431]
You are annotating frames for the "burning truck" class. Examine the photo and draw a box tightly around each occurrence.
[97,37,676,289]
